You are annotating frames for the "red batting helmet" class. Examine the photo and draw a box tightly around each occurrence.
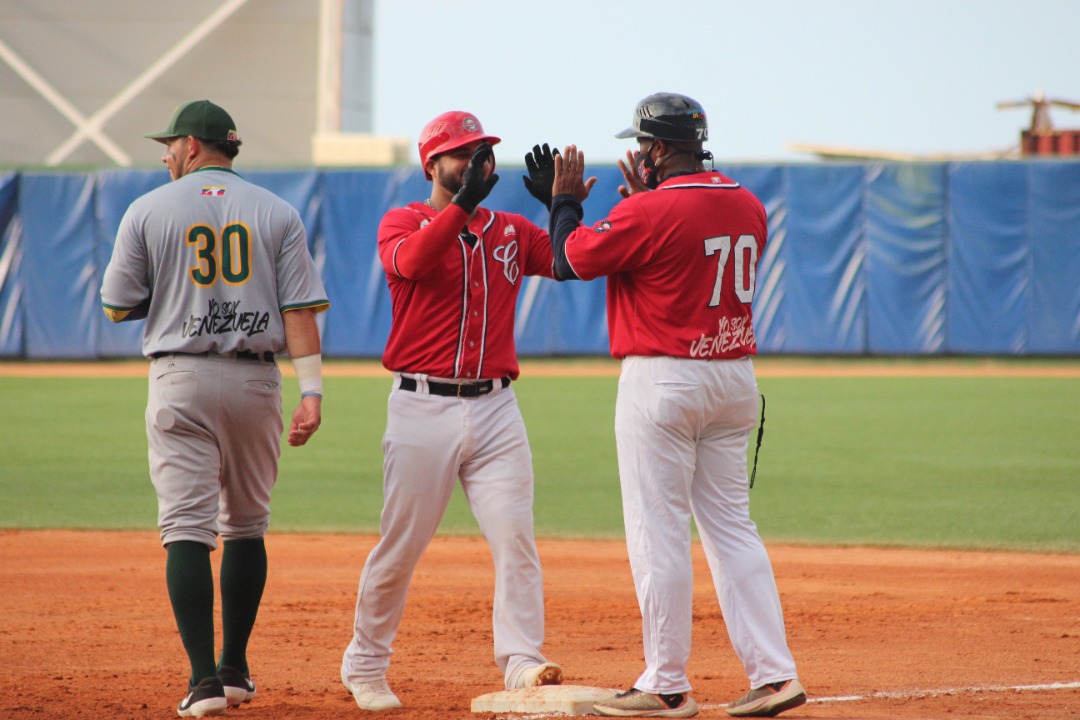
[418,111,501,180]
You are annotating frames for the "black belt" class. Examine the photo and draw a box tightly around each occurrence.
[151,350,276,363]
[398,376,510,398]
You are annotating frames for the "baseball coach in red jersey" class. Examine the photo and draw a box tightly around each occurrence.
[339,111,564,711]
[528,93,807,719]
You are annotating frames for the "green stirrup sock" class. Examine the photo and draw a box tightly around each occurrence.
[218,537,267,673]
[165,541,217,683]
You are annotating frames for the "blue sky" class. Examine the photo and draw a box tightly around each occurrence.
[369,0,1080,164]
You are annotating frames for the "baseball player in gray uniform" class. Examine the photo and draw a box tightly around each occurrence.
[100,99,329,718]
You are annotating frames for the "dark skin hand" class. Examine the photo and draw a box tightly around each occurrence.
[616,147,648,198]
[551,144,598,201]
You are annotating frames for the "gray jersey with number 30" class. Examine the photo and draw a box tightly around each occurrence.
[101,167,328,357]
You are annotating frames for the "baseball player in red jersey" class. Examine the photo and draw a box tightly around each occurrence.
[529,93,805,718]
[340,111,563,711]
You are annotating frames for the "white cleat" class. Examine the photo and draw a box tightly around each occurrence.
[342,668,402,711]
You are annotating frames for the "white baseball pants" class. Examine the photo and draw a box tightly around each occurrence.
[615,355,798,694]
[342,377,550,690]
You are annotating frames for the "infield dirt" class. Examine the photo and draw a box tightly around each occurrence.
[3,358,1078,717]
[2,531,1077,719]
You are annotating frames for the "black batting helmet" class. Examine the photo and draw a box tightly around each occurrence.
[615,92,708,142]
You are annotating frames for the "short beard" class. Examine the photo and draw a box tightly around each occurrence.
[434,164,463,195]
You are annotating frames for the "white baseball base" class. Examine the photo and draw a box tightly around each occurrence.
[471,684,621,715]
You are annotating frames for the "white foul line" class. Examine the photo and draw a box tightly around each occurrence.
[699,680,1080,710]
[496,681,1080,719]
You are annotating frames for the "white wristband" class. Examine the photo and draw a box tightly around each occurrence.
[292,354,323,398]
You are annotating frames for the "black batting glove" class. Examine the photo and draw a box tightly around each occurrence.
[451,142,499,214]
[523,142,558,209]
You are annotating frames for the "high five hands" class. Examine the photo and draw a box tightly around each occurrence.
[525,143,598,208]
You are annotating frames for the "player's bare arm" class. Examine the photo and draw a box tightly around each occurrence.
[283,307,323,447]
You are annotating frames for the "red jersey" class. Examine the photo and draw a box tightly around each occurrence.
[378,201,554,380]
[563,171,767,360]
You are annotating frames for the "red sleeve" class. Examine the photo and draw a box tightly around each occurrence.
[563,195,655,281]
[377,203,471,280]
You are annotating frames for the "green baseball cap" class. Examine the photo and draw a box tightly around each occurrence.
[145,100,242,144]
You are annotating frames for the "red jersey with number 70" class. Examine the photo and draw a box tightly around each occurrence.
[563,171,767,360]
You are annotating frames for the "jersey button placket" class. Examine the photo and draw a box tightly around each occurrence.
[460,247,485,379]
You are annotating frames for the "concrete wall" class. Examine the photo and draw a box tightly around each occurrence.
[0,0,321,168]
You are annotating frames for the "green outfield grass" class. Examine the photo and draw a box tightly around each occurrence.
[0,366,1077,552]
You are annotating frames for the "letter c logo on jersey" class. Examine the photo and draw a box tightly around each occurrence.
[493,239,520,285]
